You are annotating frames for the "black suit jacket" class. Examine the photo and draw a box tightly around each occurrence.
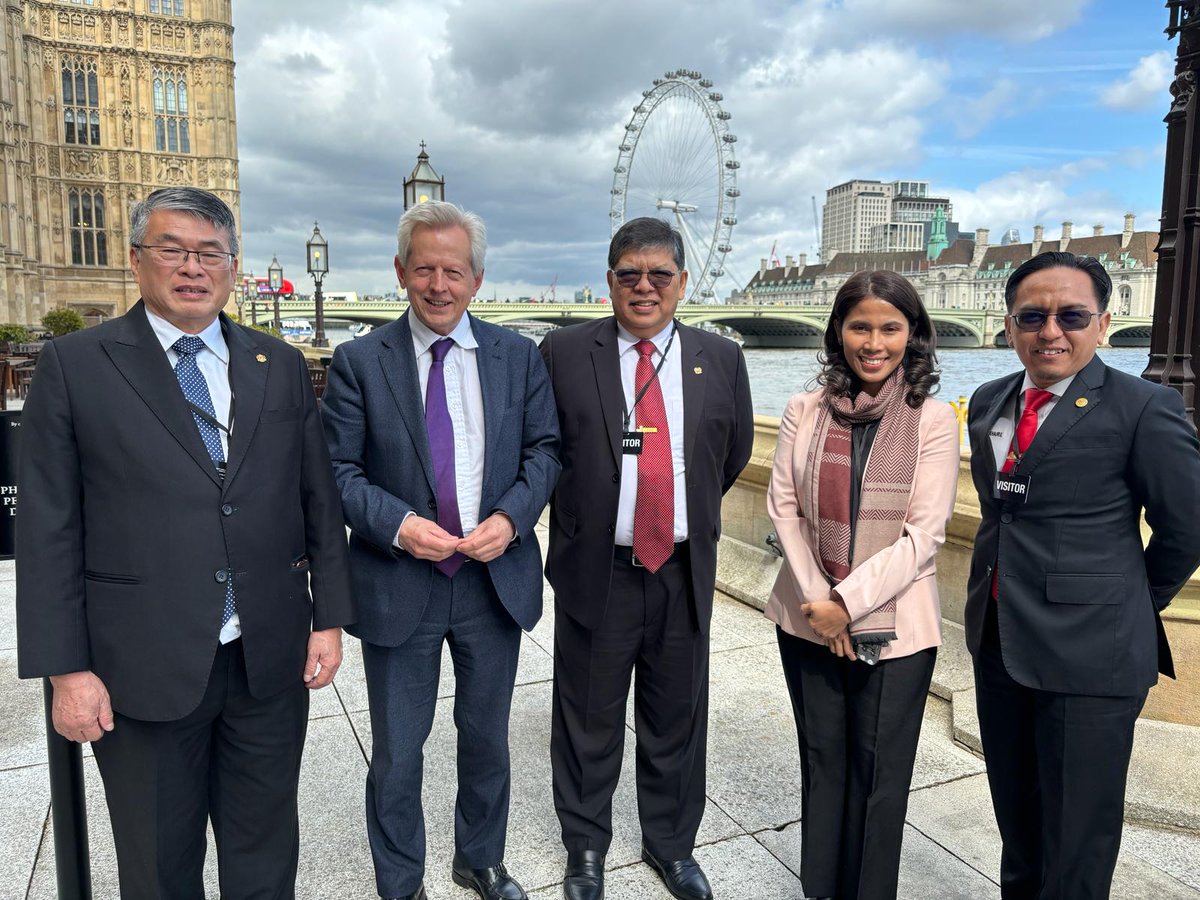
[965,355,1200,696]
[540,319,753,633]
[15,302,354,721]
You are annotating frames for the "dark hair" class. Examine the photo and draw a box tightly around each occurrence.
[130,187,239,258]
[607,217,686,271]
[1004,251,1112,312]
[817,269,939,408]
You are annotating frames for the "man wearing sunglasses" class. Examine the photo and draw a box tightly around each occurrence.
[539,218,753,900]
[965,250,1200,899]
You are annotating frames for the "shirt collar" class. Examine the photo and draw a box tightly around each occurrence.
[409,310,479,355]
[616,319,676,357]
[1020,372,1075,399]
[146,306,229,364]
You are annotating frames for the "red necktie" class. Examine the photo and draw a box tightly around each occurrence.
[632,340,673,572]
[993,387,1055,598]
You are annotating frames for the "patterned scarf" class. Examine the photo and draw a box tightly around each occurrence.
[803,367,922,664]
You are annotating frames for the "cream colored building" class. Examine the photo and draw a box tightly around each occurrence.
[0,0,238,326]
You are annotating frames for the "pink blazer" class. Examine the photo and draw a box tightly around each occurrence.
[766,390,960,660]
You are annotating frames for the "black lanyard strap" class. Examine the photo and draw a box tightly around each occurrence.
[621,322,677,431]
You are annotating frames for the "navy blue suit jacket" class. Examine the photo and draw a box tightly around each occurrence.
[966,356,1200,696]
[321,311,560,646]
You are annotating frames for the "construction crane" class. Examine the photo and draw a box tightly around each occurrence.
[811,196,821,261]
[540,274,558,303]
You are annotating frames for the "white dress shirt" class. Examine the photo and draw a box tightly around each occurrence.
[614,321,688,546]
[988,372,1076,471]
[146,307,240,644]
[407,312,486,535]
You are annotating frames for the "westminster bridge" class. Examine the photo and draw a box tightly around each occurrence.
[260,300,1154,349]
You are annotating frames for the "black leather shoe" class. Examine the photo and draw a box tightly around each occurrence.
[384,884,427,900]
[641,845,712,900]
[563,849,605,900]
[451,856,528,900]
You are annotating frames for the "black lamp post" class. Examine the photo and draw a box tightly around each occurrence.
[307,222,329,348]
[268,255,283,333]
[245,271,256,326]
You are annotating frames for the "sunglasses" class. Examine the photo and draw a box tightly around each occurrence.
[612,268,678,289]
[1008,309,1101,332]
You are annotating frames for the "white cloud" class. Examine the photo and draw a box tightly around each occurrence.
[955,79,1022,139]
[1100,51,1173,112]
[837,0,1087,41]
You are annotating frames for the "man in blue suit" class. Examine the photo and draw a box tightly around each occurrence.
[322,201,560,900]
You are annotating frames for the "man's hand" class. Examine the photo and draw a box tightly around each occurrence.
[457,513,516,563]
[48,671,114,743]
[399,515,460,561]
[801,595,851,639]
[825,631,858,660]
[304,628,343,689]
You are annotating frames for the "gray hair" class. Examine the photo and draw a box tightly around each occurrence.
[396,201,487,278]
[129,187,239,258]
[608,217,685,272]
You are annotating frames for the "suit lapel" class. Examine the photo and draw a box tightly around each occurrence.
[591,319,625,471]
[222,316,268,489]
[679,324,706,466]
[971,372,1022,484]
[101,301,222,488]
[378,312,437,496]
[1017,356,1105,477]
[472,317,506,495]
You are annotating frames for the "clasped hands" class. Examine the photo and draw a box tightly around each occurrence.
[801,592,857,661]
[400,511,515,564]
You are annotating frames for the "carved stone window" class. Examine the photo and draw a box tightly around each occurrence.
[69,188,108,266]
[153,66,190,153]
[62,56,101,145]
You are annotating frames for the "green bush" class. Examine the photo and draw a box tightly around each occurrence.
[0,323,32,343]
[42,307,86,337]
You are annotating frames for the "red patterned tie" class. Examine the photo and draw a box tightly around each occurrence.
[993,387,1055,598]
[632,340,674,572]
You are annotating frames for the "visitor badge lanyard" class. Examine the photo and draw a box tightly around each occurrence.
[621,322,677,432]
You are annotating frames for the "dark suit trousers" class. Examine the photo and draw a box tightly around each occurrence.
[91,638,309,900]
[975,600,1144,900]
[551,548,709,860]
[361,560,522,897]
[777,627,935,900]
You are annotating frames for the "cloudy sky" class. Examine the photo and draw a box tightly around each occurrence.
[231,0,1173,301]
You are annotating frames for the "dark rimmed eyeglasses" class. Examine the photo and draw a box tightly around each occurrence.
[612,268,679,289]
[1008,309,1101,333]
[133,244,235,270]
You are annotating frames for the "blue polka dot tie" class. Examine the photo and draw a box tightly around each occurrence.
[172,335,236,627]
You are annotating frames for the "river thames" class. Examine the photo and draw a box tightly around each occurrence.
[321,322,1152,418]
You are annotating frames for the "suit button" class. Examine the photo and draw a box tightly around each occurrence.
[612,473,619,483]
[607,524,615,534]
[215,570,228,583]
[1000,513,1013,524]
[221,504,234,516]
[427,500,437,510]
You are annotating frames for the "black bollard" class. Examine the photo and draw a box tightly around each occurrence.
[42,678,93,899]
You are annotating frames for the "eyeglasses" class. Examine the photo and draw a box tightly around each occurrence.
[134,244,235,270]
[612,268,679,289]
[1009,309,1101,332]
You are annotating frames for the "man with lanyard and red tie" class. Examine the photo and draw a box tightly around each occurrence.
[540,217,753,900]
[965,251,1200,899]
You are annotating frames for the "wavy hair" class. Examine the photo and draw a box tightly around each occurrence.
[816,269,939,408]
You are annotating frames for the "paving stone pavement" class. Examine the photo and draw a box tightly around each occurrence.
[3,546,1198,898]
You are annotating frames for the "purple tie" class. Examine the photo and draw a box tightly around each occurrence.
[426,338,465,577]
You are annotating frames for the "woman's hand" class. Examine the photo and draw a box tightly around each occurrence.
[825,631,857,660]
[800,595,851,639]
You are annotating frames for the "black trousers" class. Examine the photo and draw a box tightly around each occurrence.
[777,627,935,900]
[91,638,310,900]
[551,550,709,860]
[975,600,1144,900]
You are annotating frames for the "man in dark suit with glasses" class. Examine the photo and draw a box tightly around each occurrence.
[965,251,1200,899]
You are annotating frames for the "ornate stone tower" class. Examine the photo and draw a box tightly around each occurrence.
[0,0,239,326]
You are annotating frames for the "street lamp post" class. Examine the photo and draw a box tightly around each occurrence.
[268,255,283,333]
[307,222,329,348]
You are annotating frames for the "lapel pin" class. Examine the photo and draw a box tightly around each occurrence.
[1075,398,1088,408]
[694,366,703,374]
[255,353,267,363]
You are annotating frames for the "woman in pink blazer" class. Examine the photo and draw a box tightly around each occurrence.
[766,270,959,900]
